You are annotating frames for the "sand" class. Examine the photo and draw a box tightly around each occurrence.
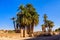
[0,33,33,40]
[0,37,33,40]
[0,35,60,40]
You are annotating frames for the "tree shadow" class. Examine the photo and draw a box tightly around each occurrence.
[25,35,60,40]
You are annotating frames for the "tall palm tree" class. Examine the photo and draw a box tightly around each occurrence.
[41,24,46,32]
[11,17,16,31]
[31,13,39,34]
[17,4,32,37]
[42,14,48,32]
[44,14,48,28]
[43,14,54,32]
[26,4,39,35]
[15,4,39,37]
[47,20,54,32]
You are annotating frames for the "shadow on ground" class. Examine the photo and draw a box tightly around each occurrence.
[25,35,60,40]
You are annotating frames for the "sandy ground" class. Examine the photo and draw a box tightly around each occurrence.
[0,35,60,40]
[0,37,32,40]
[0,33,33,40]
[0,33,60,40]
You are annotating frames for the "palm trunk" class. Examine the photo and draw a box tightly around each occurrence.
[31,22,34,34]
[42,27,46,32]
[27,25,32,37]
[16,23,19,33]
[31,25,34,37]
[27,25,30,34]
[23,26,27,37]
[31,25,34,34]
[29,23,34,37]
[48,27,51,32]
[48,27,52,35]
[23,27,25,37]
[20,27,23,37]
[19,25,22,33]
[13,21,16,32]
[13,21,15,29]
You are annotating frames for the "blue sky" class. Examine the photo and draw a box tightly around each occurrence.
[0,0,60,31]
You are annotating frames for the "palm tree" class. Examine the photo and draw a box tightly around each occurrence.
[17,5,26,37]
[41,24,46,32]
[44,14,48,28]
[42,14,48,32]
[43,14,54,32]
[11,17,16,31]
[47,20,54,32]
[17,4,32,37]
[31,13,39,34]
[55,28,60,32]
[26,4,39,36]
[14,4,39,37]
